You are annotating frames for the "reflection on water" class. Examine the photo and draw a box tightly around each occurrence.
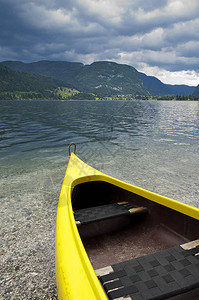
[0,100,199,298]
[1,100,199,204]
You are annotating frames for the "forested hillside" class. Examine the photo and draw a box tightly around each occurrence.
[0,60,198,99]
[193,85,199,96]
[139,72,195,96]
[74,61,150,96]
[0,64,73,92]
[0,64,85,99]
[2,60,197,97]
[2,60,84,84]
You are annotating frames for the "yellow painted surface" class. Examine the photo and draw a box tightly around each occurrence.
[55,153,199,299]
[55,154,108,300]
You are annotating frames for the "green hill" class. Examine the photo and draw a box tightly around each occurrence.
[139,72,171,96]
[193,85,199,96]
[139,72,196,96]
[0,64,85,100]
[0,63,73,92]
[1,60,197,98]
[74,61,149,96]
[2,60,84,84]
[2,60,149,96]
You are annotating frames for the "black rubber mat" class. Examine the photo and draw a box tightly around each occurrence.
[99,245,199,300]
[74,202,139,225]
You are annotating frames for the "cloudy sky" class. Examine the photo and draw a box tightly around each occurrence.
[0,0,199,86]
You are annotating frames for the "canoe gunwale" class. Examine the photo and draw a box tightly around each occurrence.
[71,174,199,220]
[55,155,108,299]
[55,153,199,299]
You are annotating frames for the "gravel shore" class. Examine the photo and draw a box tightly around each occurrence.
[0,167,62,299]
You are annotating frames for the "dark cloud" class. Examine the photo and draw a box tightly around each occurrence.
[0,0,199,84]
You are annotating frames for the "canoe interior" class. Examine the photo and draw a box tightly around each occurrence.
[72,181,198,271]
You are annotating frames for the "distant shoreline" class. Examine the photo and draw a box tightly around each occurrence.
[1,95,199,101]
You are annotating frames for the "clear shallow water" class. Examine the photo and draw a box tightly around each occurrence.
[0,99,199,298]
[1,100,199,204]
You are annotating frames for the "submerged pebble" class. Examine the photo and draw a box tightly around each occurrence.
[0,169,61,299]
[1,100,199,299]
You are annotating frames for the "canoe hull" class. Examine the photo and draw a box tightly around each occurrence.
[55,153,199,299]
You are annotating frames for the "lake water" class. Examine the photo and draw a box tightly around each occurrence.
[0,99,199,299]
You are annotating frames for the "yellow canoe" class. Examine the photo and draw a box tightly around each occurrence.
[55,152,199,300]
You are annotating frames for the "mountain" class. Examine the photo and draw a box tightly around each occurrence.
[139,72,196,96]
[2,60,84,84]
[1,60,149,96]
[74,61,149,96]
[0,63,72,93]
[1,60,197,97]
[193,85,199,96]
[139,72,170,96]
[167,84,196,96]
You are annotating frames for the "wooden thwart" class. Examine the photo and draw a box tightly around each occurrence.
[128,207,148,215]
[181,239,199,250]
[74,202,148,226]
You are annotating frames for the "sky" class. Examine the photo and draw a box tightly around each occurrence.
[0,0,199,86]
